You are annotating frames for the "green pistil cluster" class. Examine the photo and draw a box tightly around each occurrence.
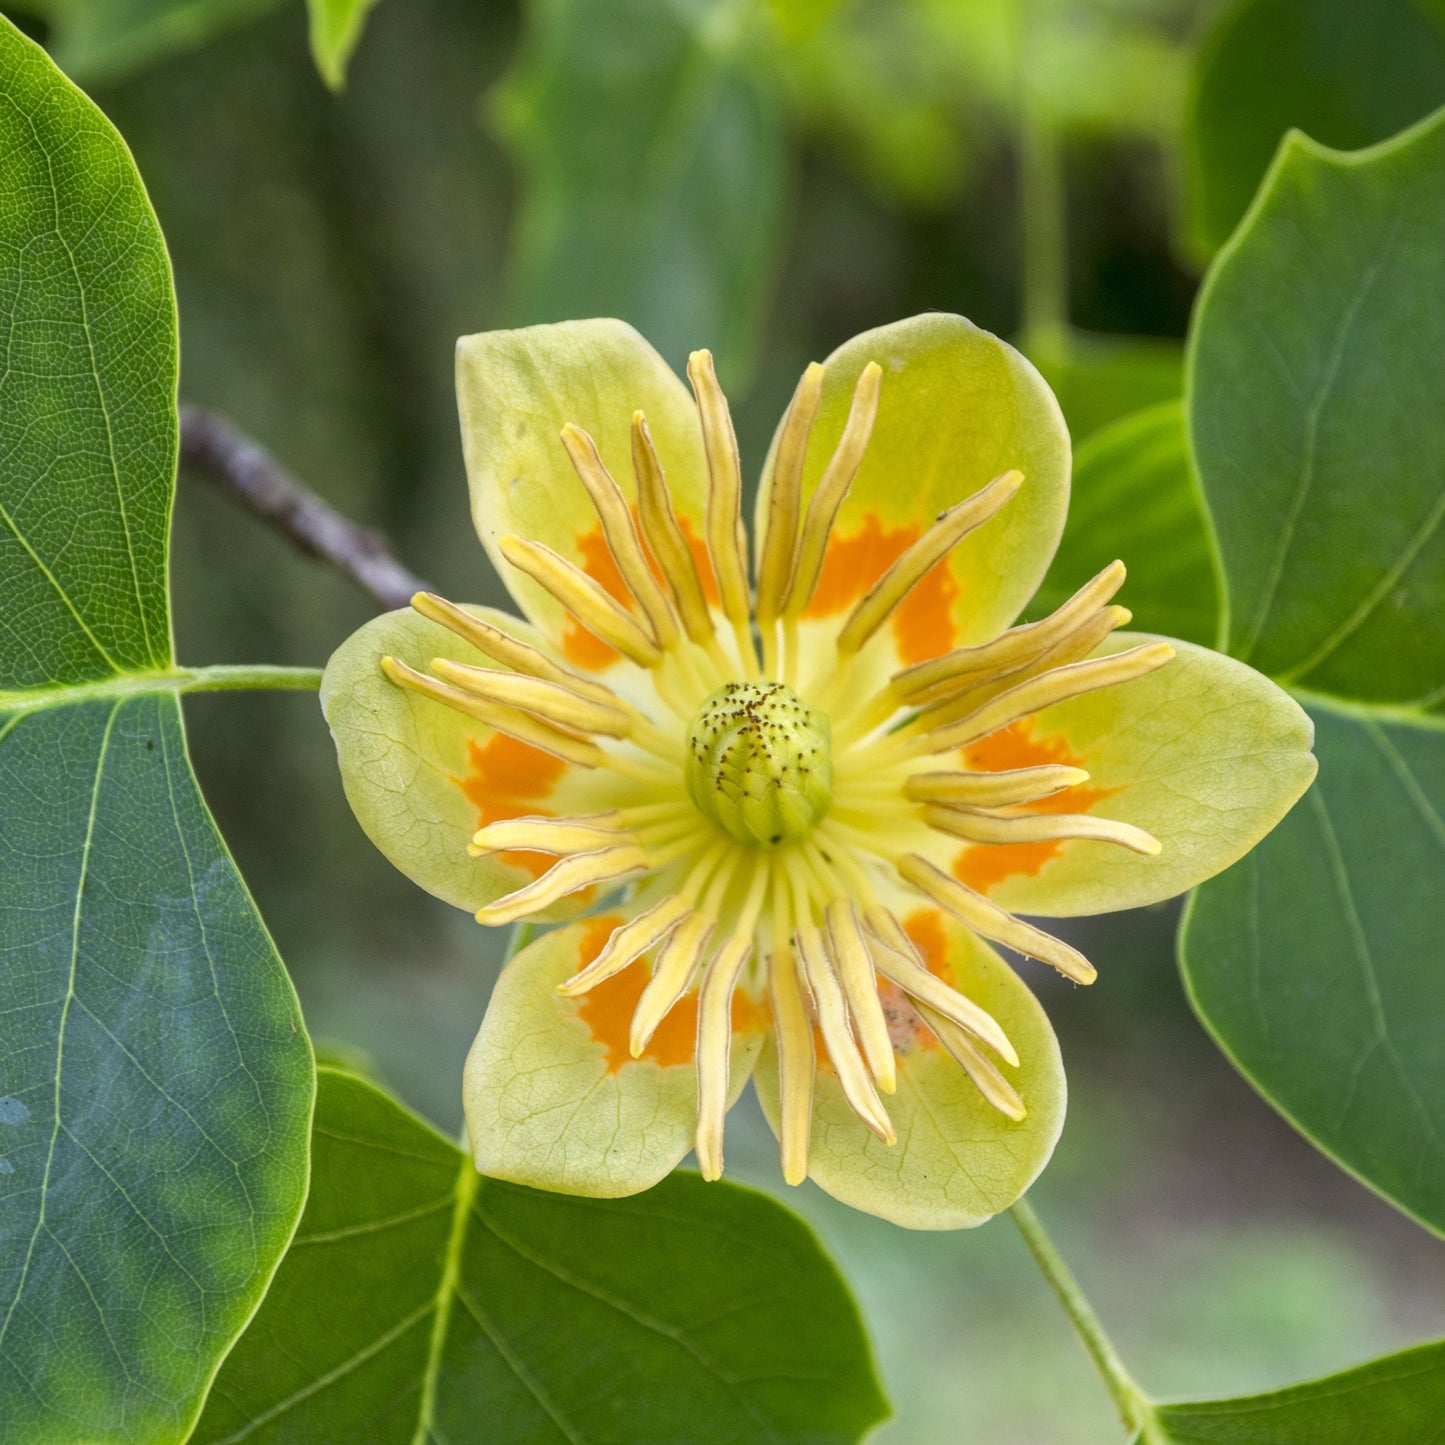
[685,682,833,847]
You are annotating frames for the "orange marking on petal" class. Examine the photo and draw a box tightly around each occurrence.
[803,513,959,661]
[951,720,1118,893]
[577,923,767,1074]
[455,734,569,880]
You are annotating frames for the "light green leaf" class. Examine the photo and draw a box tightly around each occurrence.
[306,0,383,91]
[1145,1337,1445,1443]
[1182,0,1445,257]
[193,1067,890,1444]
[1181,702,1445,1236]
[1188,105,1445,707]
[0,20,313,1439]
[1034,400,1218,647]
[39,0,284,84]
[492,0,785,382]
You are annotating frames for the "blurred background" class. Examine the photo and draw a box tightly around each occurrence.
[7,0,1445,1438]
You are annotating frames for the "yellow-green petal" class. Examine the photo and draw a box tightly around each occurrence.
[465,917,766,1196]
[754,908,1065,1229]
[942,635,1318,917]
[757,313,1070,669]
[456,318,711,673]
[321,603,622,917]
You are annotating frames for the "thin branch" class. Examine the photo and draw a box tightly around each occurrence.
[179,403,431,612]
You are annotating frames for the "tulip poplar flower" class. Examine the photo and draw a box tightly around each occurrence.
[322,315,1316,1228]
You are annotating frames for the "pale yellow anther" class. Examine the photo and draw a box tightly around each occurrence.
[755,362,825,627]
[769,948,815,1187]
[896,854,1097,984]
[917,603,1134,730]
[631,412,715,645]
[409,592,617,706]
[914,1002,1026,1120]
[560,423,680,650]
[922,803,1161,856]
[824,899,896,1093]
[555,894,692,997]
[916,642,1175,756]
[631,911,714,1055]
[694,931,755,1181]
[892,560,1128,702]
[783,362,883,618]
[429,658,632,737]
[469,814,627,860]
[499,535,663,667]
[475,845,649,926]
[903,765,1090,809]
[863,906,1019,1065]
[837,469,1024,657]
[380,656,603,768]
[687,349,751,627]
[797,924,896,1144]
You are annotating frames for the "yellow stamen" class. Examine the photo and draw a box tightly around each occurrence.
[694,859,769,1179]
[687,350,752,632]
[475,846,648,925]
[410,592,618,705]
[896,853,1096,983]
[864,908,1019,1064]
[430,658,632,737]
[470,814,627,859]
[631,911,714,1055]
[914,642,1175,756]
[380,656,603,768]
[631,412,715,646]
[915,1002,1026,1120]
[560,423,680,650]
[782,362,882,617]
[555,894,692,996]
[824,898,896,1093]
[921,804,1161,856]
[499,535,662,667]
[755,361,825,627]
[836,469,1023,657]
[903,765,1090,808]
[768,945,815,1187]
[892,560,1128,702]
[796,922,895,1144]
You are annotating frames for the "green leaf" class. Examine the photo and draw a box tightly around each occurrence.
[0,20,313,1439]
[492,0,786,383]
[1146,1338,1445,1443]
[1034,401,1218,648]
[306,0,383,91]
[1027,330,1184,444]
[1188,105,1445,708]
[193,1067,890,1444]
[1183,0,1445,257]
[1180,702,1445,1237]
[39,0,285,84]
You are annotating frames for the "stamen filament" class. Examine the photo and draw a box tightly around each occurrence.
[914,1002,1026,1120]
[904,765,1089,808]
[556,894,693,996]
[631,911,714,1054]
[470,815,626,858]
[429,658,632,737]
[475,845,649,925]
[769,944,815,1186]
[824,897,897,1092]
[922,804,1161,856]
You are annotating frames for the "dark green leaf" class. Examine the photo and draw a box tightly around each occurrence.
[1188,105,1445,707]
[306,0,382,91]
[1180,703,1445,1236]
[0,694,312,1443]
[1183,0,1445,256]
[493,0,786,383]
[1028,330,1183,444]
[39,0,284,84]
[1147,1338,1445,1443]
[194,1068,890,1444]
[1035,400,1218,647]
[0,21,313,1439]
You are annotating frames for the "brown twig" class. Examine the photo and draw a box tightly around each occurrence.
[179,403,430,612]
